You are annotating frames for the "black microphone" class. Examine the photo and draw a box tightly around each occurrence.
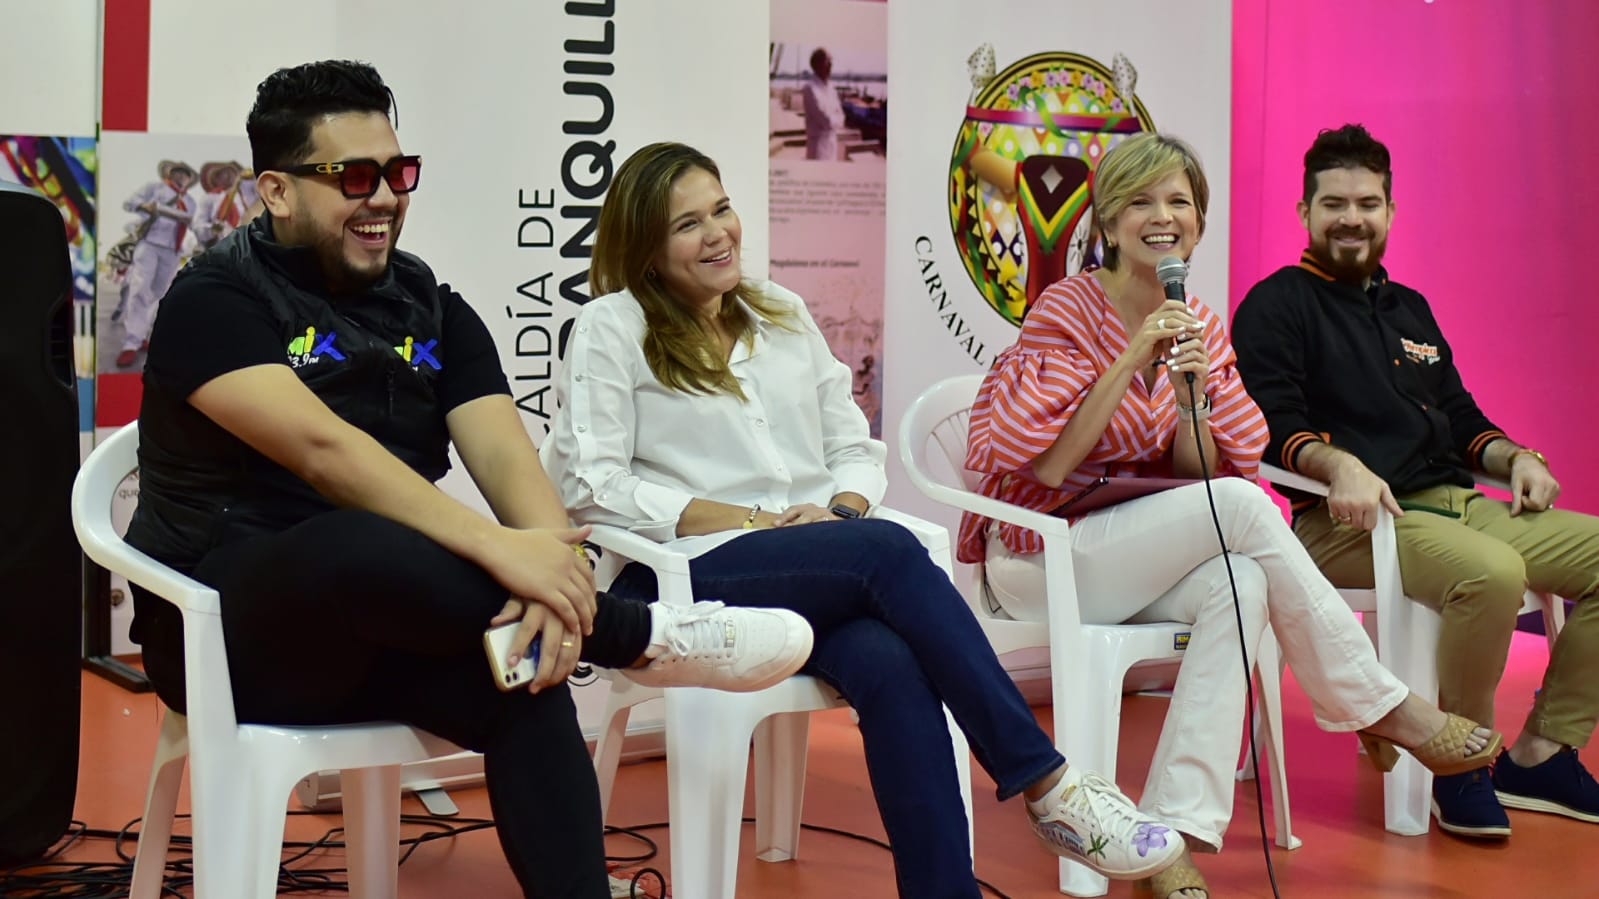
[1155,256,1195,384]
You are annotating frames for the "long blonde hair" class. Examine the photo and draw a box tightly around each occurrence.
[591,142,795,398]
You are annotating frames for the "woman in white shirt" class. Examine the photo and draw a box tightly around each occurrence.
[541,142,1187,897]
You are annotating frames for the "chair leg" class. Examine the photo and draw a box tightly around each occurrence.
[753,711,810,863]
[343,766,402,899]
[130,711,189,899]
[666,691,759,899]
[1540,592,1567,655]
[186,752,286,899]
[1251,636,1301,850]
[1378,598,1441,837]
[1057,644,1121,898]
[593,678,645,820]
[946,705,975,858]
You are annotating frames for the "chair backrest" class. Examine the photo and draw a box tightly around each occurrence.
[71,422,237,734]
[72,423,139,546]
[898,373,986,499]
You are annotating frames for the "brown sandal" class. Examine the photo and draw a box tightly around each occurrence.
[1357,712,1503,777]
[1144,849,1208,898]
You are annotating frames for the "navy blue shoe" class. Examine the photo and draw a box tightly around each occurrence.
[1431,770,1511,838]
[1493,748,1599,824]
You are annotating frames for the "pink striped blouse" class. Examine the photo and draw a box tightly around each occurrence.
[957,271,1269,564]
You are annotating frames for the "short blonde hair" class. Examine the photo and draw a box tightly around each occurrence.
[1092,133,1209,271]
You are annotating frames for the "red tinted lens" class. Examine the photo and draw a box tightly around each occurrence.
[339,161,381,198]
[386,157,421,194]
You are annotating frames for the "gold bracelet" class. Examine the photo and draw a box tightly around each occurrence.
[742,504,761,529]
[1509,448,1549,470]
[1176,394,1212,422]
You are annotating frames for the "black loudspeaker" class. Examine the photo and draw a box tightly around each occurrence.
[0,181,81,863]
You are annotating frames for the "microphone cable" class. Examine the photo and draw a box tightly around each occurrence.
[1181,371,1284,899]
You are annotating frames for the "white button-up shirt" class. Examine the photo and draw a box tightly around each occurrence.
[541,281,886,554]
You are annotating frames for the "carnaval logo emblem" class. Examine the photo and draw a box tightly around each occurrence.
[949,47,1154,326]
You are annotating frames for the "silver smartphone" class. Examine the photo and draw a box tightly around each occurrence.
[483,622,540,692]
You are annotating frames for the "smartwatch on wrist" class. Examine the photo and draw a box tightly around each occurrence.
[829,504,863,520]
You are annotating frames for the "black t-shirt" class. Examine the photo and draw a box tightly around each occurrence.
[129,264,510,574]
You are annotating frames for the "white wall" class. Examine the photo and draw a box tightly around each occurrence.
[0,0,99,137]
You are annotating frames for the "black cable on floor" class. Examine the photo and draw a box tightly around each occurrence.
[0,811,666,898]
[614,819,1013,898]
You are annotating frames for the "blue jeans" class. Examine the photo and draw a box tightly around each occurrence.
[608,518,1065,898]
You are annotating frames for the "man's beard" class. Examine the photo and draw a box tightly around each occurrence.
[1308,227,1387,283]
[310,226,392,295]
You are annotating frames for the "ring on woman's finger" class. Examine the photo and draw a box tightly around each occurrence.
[560,639,575,648]
[1158,318,1168,329]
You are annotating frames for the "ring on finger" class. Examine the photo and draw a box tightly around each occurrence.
[560,639,575,648]
[1158,318,1167,329]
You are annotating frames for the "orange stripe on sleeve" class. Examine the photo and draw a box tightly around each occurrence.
[1280,431,1325,473]
[1469,429,1508,466]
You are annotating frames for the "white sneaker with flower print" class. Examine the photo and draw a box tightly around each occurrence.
[1024,766,1183,879]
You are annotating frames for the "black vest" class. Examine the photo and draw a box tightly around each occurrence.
[130,218,452,568]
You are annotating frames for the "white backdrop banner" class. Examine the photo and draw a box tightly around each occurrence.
[336,0,771,447]
[883,0,1233,586]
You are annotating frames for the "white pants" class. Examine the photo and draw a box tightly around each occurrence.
[122,241,182,349]
[985,477,1408,849]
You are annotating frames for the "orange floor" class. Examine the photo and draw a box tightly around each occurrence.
[21,630,1597,897]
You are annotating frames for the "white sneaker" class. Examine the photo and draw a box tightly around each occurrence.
[622,601,813,693]
[1025,766,1183,879]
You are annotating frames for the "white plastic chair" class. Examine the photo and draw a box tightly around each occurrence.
[71,423,464,898]
[901,375,1299,898]
[586,508,974,899]
[1259,463,1566,835]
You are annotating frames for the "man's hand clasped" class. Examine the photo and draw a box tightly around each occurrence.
[1325,455,1404,532]
[484,525,595,693]
[1509,452,1559,516]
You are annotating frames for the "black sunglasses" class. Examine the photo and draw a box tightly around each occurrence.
[278,155,422,199]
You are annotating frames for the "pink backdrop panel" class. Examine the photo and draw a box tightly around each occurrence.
[1232,0,1599,513]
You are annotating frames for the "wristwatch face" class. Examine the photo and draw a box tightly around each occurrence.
[830,504,862,519]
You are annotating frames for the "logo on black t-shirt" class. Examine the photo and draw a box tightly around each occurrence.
[1400,338,1440,366]
[287,326,346,368]
[285,326,442,371]
[394,335,441,370]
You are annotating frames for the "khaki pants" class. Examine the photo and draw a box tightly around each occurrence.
[1294,484,1599,746]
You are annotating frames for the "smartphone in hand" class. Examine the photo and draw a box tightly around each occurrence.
[484,622,540,692]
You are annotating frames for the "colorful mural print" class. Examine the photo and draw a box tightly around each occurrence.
[1,135,98,429]
[948,47,1153,325]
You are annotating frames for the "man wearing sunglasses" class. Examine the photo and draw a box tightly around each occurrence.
[123,60,812,898]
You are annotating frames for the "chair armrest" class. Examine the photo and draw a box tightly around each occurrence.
[584,524,692,577]
[1263,462,1515,498]
[901,478,1073,541]
[1258,463,1330,498]
[1476,474,1511,492]
[74,518,221,618]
